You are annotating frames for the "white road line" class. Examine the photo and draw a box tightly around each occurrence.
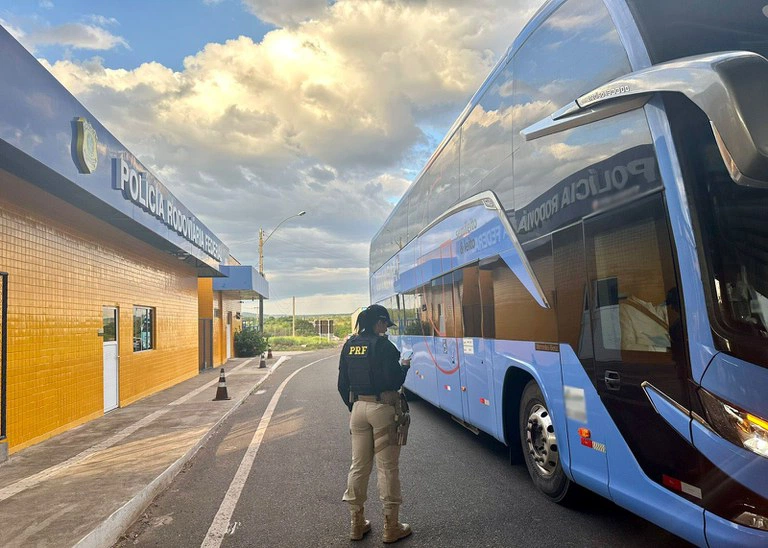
[269,356,289,373]
[0,356,282,502]
[201,355,333,548]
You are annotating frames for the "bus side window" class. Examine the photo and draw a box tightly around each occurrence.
[425,273,461,338]
[479,267,495,340]
[401,291,419,335]
[460,59,514,199]
[427,134,460,229]
[450,270,464,339]
[489,247,557,343]
[386,295,400,336]
[509,0,656,247]
[416,285,431,336]
[584,194,682,366]
[553,224,594,364]
[460,265,482,338]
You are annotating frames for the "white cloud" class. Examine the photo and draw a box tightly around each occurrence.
[86,15,119,27]
[26,23,128,51]
[241,0,328,27]
[0,18,27,42]
[38,0,545,310]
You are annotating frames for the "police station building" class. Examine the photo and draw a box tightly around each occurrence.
[0,27,267,458]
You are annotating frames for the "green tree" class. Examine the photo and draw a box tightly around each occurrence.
[294,318,316,336]
[334,316,352,337]
[234,326,268,357]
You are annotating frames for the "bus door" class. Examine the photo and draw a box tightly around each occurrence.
[430,273,463,420]
[456,264,497,436]
[584,194,699,507]
[552,225,610,498]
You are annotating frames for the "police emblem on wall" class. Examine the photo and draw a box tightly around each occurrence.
[72,117,99,174]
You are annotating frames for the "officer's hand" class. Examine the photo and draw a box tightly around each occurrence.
[401,358,411,367]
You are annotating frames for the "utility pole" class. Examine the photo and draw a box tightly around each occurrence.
[292,296,296,337]
[258,227,264,333]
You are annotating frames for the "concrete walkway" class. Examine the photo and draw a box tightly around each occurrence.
[0,355,289,548]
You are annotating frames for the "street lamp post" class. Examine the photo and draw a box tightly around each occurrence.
[258,211,306,333]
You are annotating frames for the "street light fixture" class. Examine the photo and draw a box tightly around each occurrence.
[258,210,306,333]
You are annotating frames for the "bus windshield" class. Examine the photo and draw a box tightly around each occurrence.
[703,162,768,355]
[628,0,768,367]
[668,95,768,368]
[626,0,768,64]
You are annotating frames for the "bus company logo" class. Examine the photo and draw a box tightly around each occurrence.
[454,218,477,240]
[72,117,99,174]
[459,236,476,255]
[582,84,631,104]
[459,225,503,255]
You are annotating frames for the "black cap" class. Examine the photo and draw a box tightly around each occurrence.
[366,304,396,327]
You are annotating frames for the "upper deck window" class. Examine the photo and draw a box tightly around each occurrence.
[510,0,656,244]
[626,0,768,63]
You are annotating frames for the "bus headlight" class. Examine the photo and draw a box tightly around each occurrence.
[698,388,768,459]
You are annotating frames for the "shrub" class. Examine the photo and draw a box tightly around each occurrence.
[234,327,268,357]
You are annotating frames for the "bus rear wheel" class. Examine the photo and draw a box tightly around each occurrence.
[519,380,574,503]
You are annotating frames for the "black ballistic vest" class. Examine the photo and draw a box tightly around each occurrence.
[346,334,377,395]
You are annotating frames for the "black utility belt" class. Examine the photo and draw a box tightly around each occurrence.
[354,391,398,404]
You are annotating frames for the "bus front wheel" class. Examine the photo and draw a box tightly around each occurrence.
[519,380,574,503]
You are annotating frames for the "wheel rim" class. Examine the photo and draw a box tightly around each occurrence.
[525,403,559,477]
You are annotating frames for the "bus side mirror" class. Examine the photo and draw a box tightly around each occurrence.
[522,51,768,188]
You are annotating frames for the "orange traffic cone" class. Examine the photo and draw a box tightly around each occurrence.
[259,353,266,368]
[213,368,231,400]
[267,346,273,359]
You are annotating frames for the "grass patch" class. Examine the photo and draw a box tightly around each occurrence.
[269,336,340,351]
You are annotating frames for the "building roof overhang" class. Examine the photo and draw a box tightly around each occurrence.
[213,265,269,300]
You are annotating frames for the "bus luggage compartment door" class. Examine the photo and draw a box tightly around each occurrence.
[434,336,463,420]
[459,337,496,438]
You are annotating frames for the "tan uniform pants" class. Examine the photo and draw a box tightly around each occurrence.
[343,399,402,512]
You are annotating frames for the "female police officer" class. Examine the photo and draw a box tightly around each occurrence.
[337,304,412,543]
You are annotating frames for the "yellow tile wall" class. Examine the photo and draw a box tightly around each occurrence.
[198,278,213,319]
[0,168,199,453]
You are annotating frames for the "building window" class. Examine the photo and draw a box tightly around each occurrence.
[133,306,155,352]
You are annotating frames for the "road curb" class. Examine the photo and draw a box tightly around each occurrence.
[74,356,289,548]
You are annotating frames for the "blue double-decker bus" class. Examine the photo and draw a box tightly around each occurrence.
[369,1,768,545]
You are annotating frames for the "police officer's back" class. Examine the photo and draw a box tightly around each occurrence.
[338,304,412,543]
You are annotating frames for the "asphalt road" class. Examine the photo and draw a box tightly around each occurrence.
[116,348,689,547]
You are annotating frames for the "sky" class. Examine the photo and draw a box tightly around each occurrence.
[0,0,545,315]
